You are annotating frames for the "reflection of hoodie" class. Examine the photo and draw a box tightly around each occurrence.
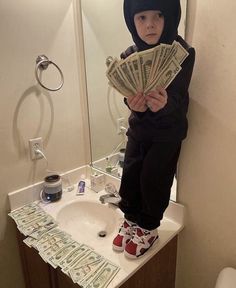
[122,0,195,142]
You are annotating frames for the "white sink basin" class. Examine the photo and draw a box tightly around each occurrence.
[56,200,123,249]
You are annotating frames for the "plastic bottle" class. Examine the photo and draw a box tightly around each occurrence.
[76,174,86,196]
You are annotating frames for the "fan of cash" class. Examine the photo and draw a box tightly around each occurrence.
[106,41,189,97]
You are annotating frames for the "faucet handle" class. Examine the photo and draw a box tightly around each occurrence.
[105,183,119,196]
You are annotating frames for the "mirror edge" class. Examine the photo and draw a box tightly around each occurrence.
[72,0,93,167]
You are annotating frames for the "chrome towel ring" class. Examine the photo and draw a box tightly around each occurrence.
[35,55,64,91]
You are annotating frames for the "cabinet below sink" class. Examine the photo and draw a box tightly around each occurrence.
[16,228,177,288]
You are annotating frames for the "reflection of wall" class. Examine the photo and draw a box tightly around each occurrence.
[82,0,187,161]
[0,1,90,287]
[176,0,236,287]
[82,1,130,161]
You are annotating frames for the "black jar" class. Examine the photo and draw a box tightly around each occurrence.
[42,174,62,202]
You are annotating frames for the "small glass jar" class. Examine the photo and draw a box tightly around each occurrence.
[42,174,62,202]
[118,148,126,168]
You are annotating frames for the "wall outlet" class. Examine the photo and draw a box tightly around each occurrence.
[116,117,125,134]
[29,137,43,160]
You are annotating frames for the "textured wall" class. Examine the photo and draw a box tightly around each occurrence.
[176,0,236,287]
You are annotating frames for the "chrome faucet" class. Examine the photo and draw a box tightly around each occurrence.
[99,183,121,206]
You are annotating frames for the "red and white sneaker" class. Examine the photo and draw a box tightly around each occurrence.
[124,226,158,259]
[112,220,136,252]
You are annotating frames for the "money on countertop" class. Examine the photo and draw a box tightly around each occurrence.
[8,202,41,221]
[47,241,81,268]
[60,244,92,274]
[68,250,104,284]
[84,260,120,288]
[10,202,121,287]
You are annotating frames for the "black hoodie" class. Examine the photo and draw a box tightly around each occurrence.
[122,0,195,142]
[124,0,181,51]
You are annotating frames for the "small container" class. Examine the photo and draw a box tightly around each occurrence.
[118,148,126,168]
[40,174,62,203]
[90,173,105,192]
[76,175,86,195]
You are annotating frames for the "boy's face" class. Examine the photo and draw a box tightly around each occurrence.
[134,10,164,45]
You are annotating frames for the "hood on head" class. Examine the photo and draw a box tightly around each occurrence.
[123,0,181,51]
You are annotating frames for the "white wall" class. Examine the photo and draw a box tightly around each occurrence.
[176,0,236,287]
[81,0,130,161]
[0,1,90,287]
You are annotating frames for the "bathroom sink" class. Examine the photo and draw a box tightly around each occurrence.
[56,200,123,249]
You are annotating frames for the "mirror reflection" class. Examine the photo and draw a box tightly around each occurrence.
[81,0,187,201]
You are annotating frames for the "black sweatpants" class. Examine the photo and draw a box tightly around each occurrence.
[119,137,181,230]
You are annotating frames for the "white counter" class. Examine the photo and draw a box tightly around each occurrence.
[8,165,185,288]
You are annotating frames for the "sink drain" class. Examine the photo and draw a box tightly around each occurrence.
[98,230,107,238]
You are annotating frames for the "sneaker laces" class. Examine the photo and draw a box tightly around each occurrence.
[120,220,136,236]
[132,228,150,245]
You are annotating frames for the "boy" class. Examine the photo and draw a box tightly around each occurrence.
[112,0,195,259]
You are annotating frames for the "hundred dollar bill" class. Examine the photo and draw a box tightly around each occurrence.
[125,59,138,88]
[116,51,141,93]
[161,44,172,63]
[138,47,155,88]
[116,65,137,94]
[110,67,135,96]
[117,61,137,93]
[106,58,119,84]
[147,44,166,85]
[158,43,177,71]
[108,74,132,97]
[29,221,58,240]
[108,79,128,97]
[15,210,47,227]
[47,241,81,268]
[146,58,181,93]
[10,205,43,224]
[172,40,189,65]
[78,260,106,287]
[106,58,132,97]
[129,53,143,91]
[19,215,56,236]
[8,202,41,221]
[39,237,72,263]
[37,230,71,253]
[59,244,92,273]
[159,41,189,72]
[124,58,138,87]
[23,236,39,248]
[68,251,104,284]
[84,260,120,288]
[35,228,66,250]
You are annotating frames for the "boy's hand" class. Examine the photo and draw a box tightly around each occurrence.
[127,92,148,112]
[145,87,168,112]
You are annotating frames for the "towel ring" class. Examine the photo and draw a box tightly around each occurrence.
[35,55,64,92]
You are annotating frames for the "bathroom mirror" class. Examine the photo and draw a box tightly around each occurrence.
[81,0,187,201]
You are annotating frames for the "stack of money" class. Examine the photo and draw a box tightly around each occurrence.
[106,40,189,97]
[9,202,120,288]
[8,202,57,236]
